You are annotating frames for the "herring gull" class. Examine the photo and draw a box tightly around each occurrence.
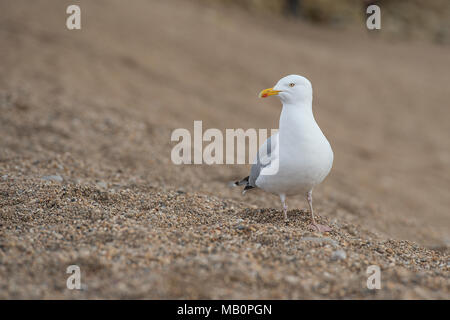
[234,75,333,232]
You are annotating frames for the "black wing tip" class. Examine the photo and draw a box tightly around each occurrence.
[232,176,255,195]
[233,176,249,186]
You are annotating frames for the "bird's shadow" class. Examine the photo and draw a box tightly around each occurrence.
[237,207,310,225]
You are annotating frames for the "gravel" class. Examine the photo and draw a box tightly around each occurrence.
[0,176,448,299]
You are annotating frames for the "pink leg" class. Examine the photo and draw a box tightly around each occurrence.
[280,194,289,222]
[306,190,331,232]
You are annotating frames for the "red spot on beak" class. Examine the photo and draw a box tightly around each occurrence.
[262,93,268,98]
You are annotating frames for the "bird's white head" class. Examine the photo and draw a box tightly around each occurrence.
[259,75,312,105]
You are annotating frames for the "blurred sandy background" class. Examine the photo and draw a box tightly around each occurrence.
[0,0,449,299]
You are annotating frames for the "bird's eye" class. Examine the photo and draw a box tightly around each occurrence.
[289,83,295,87]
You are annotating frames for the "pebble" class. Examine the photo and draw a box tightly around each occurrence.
[96,181,108,189]
[301,237,338,247]
[41,175,63,182]
[331,250,347,261]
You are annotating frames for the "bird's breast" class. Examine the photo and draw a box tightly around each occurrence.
[255,105,333,195]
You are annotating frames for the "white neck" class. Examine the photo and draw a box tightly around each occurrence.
[279,102,316,132]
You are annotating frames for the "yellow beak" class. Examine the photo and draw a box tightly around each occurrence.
[259,87,281,98]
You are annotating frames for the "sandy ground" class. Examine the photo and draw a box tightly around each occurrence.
[0,0,449,299]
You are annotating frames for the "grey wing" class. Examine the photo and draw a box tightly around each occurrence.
[248,132,278,187]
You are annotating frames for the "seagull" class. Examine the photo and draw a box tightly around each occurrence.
[234,75,333,232]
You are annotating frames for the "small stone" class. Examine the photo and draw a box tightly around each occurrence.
[331,250,347,261]
[42,175,63,182]
[96,181,108,189]
[285,275,300,285]
[301,237,338,247]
